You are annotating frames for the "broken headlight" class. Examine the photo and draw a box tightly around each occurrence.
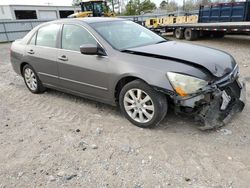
[167,72,208,97]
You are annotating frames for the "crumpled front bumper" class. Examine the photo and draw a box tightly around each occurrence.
[175,77,246,130]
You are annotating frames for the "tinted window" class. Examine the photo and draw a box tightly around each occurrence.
[36,24,60,48]
[62,24,97,52]
[29,33,36,45]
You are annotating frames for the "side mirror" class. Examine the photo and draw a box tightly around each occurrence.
[80,44,106,56]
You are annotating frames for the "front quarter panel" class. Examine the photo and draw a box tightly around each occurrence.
[109,52,213,100]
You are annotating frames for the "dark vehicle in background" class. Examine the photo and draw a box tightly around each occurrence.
[10,18,246,130]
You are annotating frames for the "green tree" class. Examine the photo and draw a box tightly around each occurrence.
[165,0,178,12]
[159,0,168,9]
[107,0,115,12]
[125,0,156,15]
[140,0,156,13]
[184,0,197,11]
[195,0,211,6]
[125,0,136,15]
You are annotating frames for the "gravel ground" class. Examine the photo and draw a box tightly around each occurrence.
[0,35,250,188]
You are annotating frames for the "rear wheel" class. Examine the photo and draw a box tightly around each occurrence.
[119,80,168,128]
[23,64,45,94]
[184,28,198,41]
[174,28,184,39]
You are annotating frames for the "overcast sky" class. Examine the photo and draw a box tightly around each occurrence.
[0,0,184,7]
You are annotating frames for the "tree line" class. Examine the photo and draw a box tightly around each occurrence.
[72,0,240,16]
[125,0,239,15]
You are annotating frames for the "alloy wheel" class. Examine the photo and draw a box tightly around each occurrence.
[123,89,155,123]
[24,68,37,91]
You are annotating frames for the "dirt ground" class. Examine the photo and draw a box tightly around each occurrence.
[0,35,250,188]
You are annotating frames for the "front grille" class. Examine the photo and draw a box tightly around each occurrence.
[215,65,239,87]
[224,80,241,99]
[216,65,241,100]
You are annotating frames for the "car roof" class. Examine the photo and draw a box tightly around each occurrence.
[77,17,126,23]
[51,17,126,24]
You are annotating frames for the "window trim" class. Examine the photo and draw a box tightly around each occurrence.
[60,23,107,55]
[27,31,37,45]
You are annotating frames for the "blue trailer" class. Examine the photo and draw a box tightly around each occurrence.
[199,1,250,23]
[156,1,250,40]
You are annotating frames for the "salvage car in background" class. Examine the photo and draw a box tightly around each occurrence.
[10,18,246,130]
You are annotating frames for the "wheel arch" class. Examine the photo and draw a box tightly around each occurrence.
[20,62,29,76]
[113,73,174,103]
[114,75,148,103]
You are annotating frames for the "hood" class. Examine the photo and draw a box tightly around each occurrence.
[125,41,236,77]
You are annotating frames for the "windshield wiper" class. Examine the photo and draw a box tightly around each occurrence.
[156,40,167,44]
[120,49,133,53]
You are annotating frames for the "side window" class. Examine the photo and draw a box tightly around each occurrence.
[36,24,60,48]
[29,32,36,45]
[62,24,97,52]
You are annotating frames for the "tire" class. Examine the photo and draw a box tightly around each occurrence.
[174,28,184,39]
[184,28,198,41]
[22,64,46,94]
[119,80,168,128]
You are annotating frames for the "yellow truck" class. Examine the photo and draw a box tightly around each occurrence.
[68,0,115,18]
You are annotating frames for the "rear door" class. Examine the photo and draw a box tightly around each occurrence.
[57,24,110,101]
[25,23,60,86]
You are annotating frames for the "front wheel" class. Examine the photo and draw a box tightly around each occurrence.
[119,80,168,128]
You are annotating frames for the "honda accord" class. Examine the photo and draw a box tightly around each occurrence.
[10,18,246,130]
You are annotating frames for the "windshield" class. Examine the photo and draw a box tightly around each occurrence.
[90,20,166,50]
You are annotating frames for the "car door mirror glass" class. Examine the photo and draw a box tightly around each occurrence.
[80,44,106,56]
[80,44,98,55]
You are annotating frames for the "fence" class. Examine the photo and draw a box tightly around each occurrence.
[0,10,199,42]
[0,17,155,42]
[0,20,49,42]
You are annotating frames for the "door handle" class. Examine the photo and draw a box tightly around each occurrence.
[27,49,34,54]
[58,55,68,61]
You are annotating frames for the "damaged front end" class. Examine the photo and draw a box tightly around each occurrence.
[173,66,246,130]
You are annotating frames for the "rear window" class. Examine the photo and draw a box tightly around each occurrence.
[36,24,60,48]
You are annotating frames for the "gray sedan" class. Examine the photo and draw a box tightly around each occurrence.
[10,18,245,130]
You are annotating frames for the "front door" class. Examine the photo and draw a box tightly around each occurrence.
[57,24,110,101]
